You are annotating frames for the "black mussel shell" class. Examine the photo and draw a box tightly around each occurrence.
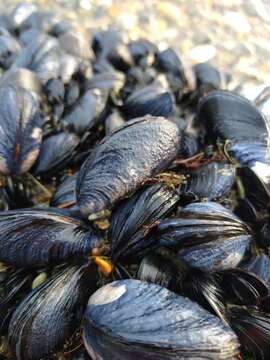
[109,184,179,261]
[0,84,42,175]
[62,89,105,135]
[64,79,80,107]
[198,90,268,143]
[105,110,125,135]
[0,268,34,334]
[84,71,125,95]
[12,34,61,83]
[122,84,173,119]
[0,208,101,267]
[59,29,93,60]
[177,132,200,158]
[230,306,270,360]
[138,251,227,321]
[238,166,270,211]
[243,254,270,287]
[9,261,99,360]
[83,279,240,360]
[76,116,180,217]
[219,268,269,306]
[51,172,77,208]
[44,77,65,104]
[257,220,270,250]
[128,39,157,66]
[33,132,79,177]
[153,202,252,271]
[193,62,221,90]
[181,161,236,201]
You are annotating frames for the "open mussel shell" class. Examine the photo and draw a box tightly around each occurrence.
[9,261,99,360]
[230,306,270,360]
[0,84,43,175]
[0,208,102,268]
[83,279,240,360]
[198,90,268,143]
[181,161,236,201]
[122,84,173,119]
[109,184,179,261]
[51,172,77,208]
[218,268,269,306]
[33,132,79,177]
[76,116,180,217]
[153,202,252,271]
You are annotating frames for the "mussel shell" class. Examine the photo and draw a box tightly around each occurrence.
[0,208,101,267]
[193,62,221,90]
[59,29,93,60]
[11,3,37,28]
[198,90,268,143]
[83,279,239,359]
[44,78,65,104]
[109,184,179,261]
[219,268,269,306]
[230,306,270,360]
[33,132,79,177]
[153,202,251,271]
[0,84,42,175]
[76,116,180,217]
[123,84,173,119]
[0,34,21,69]
[105,110,125,135]
[181,161,236,201]
[51,172,77,208]
[128,39,157,66]
[156,48,186,79]
[243,254,270,287]
[19,10,56,33]
[62,89,105,135]
[9,262,99,360]
[177,132,200,158]
[84,71,125,95]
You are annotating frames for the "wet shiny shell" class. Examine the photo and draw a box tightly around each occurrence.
[109,184,179,261]
[9,262,98,360]
[83,279,240,360]
[154,202,252,272]
[0,208,101,267]
[51,172,77,208]
[0,84,42,175]
[33,132,79,177]
[76,116,180,217]
[181,161,236,201]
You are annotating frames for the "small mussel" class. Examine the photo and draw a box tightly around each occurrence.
[9,261,99,360]
[83,279,240,359]
[180,161,236,201]
[0,208,102,267]
[0,84,43,175]
[76,116,180,217]
[109,183,179,261]
[153,202,252,271]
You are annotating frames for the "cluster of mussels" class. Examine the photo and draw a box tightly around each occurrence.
[1,3,270,360]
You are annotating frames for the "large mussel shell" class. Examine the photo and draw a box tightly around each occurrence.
[9,261,99,360]
[51,172,77,208]
[0,84,42,175]
[153,202,252,271]
[62,89,105,135]
[33,132,79,177]
[0,208,101,267]
[122,84,173,119]
[76,116,180,217]
[198,90,268,143]
[230,306,270,360]
[83,279,240,359]
[181,161,236,201]
[109,184,179,261]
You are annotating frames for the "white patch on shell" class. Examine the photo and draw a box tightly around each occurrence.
[89,283,126,306]
[31,127,42,140]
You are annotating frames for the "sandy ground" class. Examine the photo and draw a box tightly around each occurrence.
[1,0,270,89]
